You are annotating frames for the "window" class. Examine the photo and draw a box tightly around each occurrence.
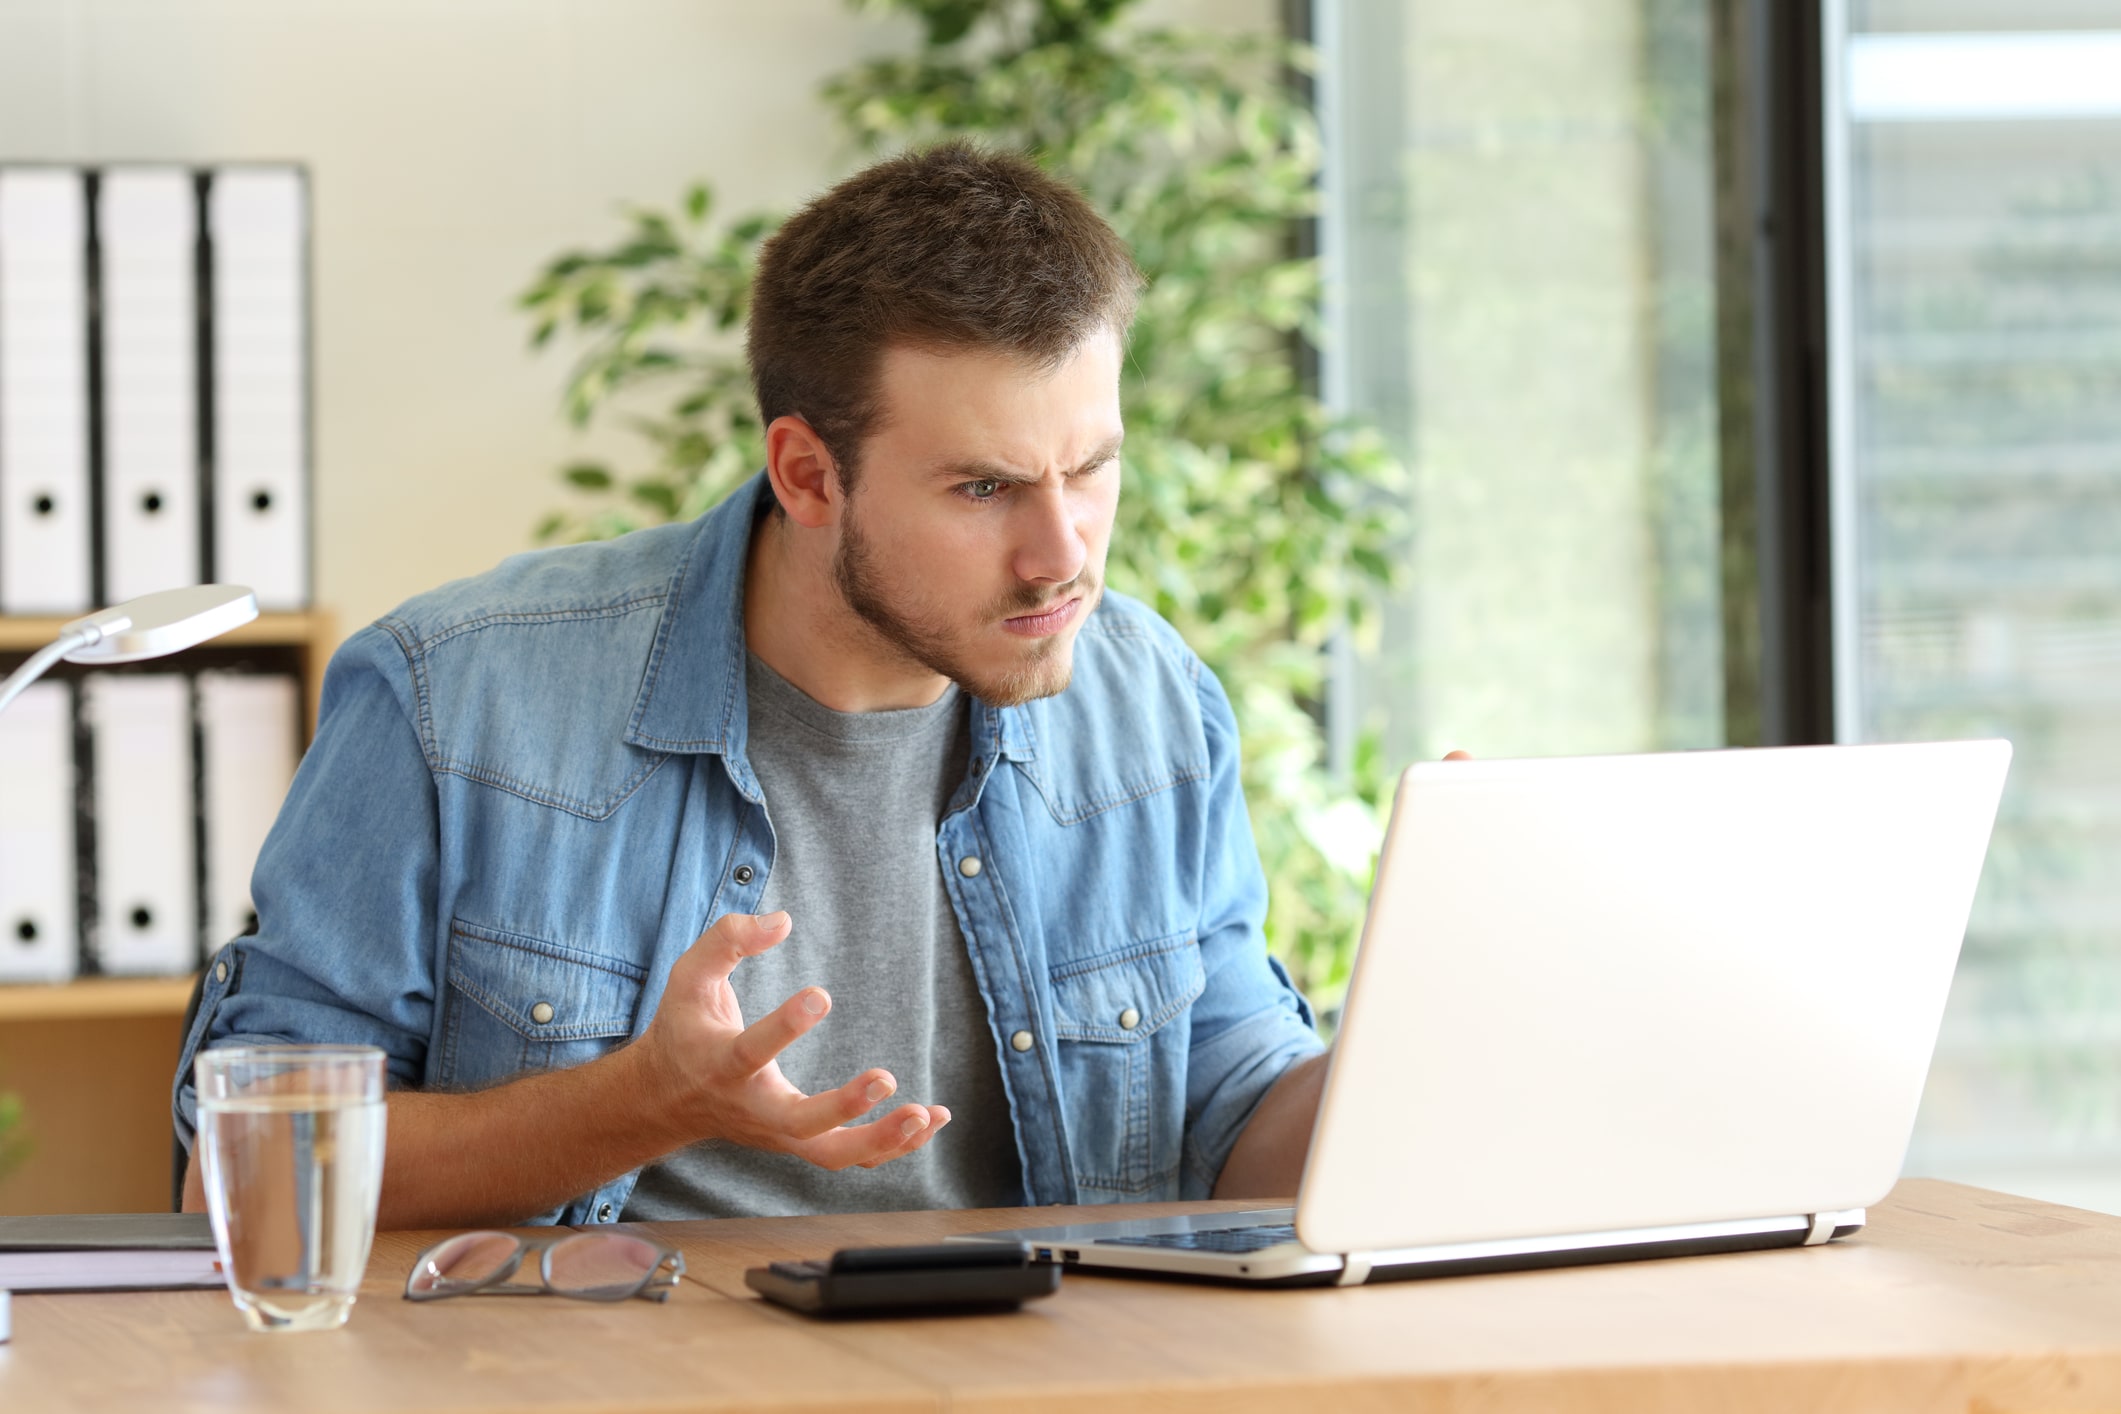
[1322,0,2121,1215]
[1826,1,2121,1212]
[1318,0,1724,771]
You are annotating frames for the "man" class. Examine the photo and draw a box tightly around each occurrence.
[176,143,1329,1228]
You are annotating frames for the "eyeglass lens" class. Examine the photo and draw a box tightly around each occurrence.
[408,1231,521,1297]
[545,1233,667,1298]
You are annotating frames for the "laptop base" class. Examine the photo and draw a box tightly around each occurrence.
[952,1209,1866,1287]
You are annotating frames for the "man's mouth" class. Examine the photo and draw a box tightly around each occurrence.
[1001,596,1083,638]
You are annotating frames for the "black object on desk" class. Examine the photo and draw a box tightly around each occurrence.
[745,1240,1059,1316]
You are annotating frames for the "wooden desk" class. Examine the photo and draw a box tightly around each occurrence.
[5,1179,2121,1412]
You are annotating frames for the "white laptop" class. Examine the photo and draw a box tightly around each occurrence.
[955,740,2013,1286]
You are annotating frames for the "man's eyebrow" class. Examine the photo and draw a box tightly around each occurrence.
[1073,434,1125,473]
[931,435,1125,484]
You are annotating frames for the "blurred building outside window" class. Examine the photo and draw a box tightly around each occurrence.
[1828,1,2121,1214]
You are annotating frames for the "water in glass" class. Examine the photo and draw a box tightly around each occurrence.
[196,1046,387,1332]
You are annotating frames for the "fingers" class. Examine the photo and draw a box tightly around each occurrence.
[797,1103,952,1172]
[728,984,831,1074]
[1442,749,1472,761]
[685,910,791,985]
[857,1105,949,1169]
[782,1068,898,1140]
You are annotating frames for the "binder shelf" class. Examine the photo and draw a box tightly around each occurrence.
[0,607,332,983]
[0,608,331,1213]
[0,975,195,1023]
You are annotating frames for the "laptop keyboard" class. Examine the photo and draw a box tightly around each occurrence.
[1100,1223,1300,1254]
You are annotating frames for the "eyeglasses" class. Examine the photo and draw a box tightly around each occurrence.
[404,1230,685,1304]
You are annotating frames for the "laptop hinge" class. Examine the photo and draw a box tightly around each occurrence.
[1337,1252,1375,1287]
[1802,1212,1835,1245]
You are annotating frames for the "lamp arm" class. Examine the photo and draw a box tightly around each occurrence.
[0,623,102,716]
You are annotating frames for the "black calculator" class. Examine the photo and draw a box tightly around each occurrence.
[744,1240,1061,1316]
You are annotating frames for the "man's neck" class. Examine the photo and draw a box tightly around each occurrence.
[742,512,952,714]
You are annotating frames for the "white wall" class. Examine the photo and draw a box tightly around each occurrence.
[0,0,1268,638]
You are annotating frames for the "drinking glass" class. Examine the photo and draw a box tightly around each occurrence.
[195,1045,388,1332]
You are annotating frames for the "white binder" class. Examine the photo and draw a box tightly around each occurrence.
[0,680,81,983]
[208,167,308,610]
[83,673,197,976]
[0,168,93,614]
[100,168,202,603]
[197,671,300,945]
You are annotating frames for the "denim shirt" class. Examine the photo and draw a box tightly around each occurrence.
[173,473,1322,1225]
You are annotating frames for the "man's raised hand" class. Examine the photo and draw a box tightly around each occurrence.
[627,911,950,1170]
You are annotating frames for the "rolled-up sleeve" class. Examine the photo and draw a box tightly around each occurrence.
[1178,662,1326,1198]
[172,623,441,1149]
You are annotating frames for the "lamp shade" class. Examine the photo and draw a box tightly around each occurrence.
[63,585,259,666]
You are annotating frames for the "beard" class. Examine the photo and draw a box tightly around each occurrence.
[832,501,1100,708]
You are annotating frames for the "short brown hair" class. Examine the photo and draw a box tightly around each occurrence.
[747,142,1142,480]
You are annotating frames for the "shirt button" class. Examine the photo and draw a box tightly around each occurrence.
[959,856,983,878]
[734,864,755,885]
[597,1203,614,1222]
[1010,1030,1034,1052]
[213,961,228,984]
[1118,1007,1140,1030]
[530,1002,555,1024]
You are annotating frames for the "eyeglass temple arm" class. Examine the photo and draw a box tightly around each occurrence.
[626,1252,685,1301]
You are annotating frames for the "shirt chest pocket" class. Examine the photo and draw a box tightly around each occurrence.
[437,920,646,1091]
[1050,934,1205,1199]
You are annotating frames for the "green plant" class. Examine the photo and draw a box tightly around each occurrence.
[520,0,1404,1015]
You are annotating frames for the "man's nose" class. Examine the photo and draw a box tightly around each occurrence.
[1012,482,1089,585]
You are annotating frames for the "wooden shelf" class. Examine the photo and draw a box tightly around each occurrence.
[0,975,197,1023]
[0,607,338,734]
[0,610,334,653]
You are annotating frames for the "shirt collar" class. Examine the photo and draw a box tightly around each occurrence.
[621,474,760,792]
[622,471,1039,777]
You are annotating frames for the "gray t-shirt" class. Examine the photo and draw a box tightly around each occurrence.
[621,654,1023,1219]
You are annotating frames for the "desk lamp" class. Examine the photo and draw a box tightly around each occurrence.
[0,585,260,715]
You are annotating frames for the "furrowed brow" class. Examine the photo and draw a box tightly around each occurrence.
[932,459,1041,485]
[1074,434,1125,474]
[931,435,1124,485]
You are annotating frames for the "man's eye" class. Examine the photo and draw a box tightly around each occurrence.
[965,479,1002,500]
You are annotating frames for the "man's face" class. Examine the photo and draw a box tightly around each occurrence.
[831,332,1123,707]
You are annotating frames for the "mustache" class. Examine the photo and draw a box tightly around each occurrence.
[998,575,1098,617]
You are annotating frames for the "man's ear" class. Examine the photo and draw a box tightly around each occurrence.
[764,415,843,530]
